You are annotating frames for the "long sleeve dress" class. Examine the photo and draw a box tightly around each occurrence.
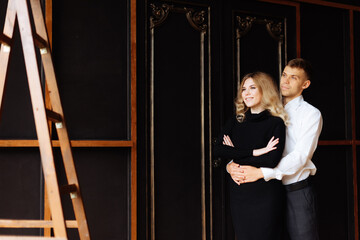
[214,110,286,240]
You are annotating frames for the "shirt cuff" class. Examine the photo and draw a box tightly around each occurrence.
[226,160,233,173]
[260,167,276,181]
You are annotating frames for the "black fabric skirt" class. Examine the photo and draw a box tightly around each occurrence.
[228,177,285,240]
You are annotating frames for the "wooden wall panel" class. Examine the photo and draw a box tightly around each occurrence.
[0,148,41,236]
[149,2,209,239]
[300,4,349,140]
[355,11,360,139]
[54,148,130,240]
[0,0,135,239]
[140,0,360,239]
[235,12,286,83]
[313,146,351,239]
[52,0,129,140]
[50,2,133,239]
[358,147,360,236]
[220,0,297,122]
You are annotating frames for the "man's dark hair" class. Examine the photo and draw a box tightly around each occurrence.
[286,58,313,80]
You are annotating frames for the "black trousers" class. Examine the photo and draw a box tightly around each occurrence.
[286,183,319,240]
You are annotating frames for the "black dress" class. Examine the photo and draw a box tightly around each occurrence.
[214,110,286,240]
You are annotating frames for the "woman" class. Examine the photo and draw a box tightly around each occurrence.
[214,72,288,240]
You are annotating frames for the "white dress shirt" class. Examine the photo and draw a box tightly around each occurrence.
[261,95,323,185]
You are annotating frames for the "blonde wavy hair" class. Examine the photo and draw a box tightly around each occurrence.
[235,72,288,125]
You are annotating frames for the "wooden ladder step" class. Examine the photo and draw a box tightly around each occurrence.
[60,184,77,195]
[33,33,48,53]
[0,236,66,240]
[45,109,62,123]
[0,33,12,46]
[0,220,77,229]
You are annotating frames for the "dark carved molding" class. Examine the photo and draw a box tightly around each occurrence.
[150,3,170,29]
[185,8,207,33]
[235,15,284,42]
[236,16,256,39]
[265,19,284,42]
[150,3,208,33]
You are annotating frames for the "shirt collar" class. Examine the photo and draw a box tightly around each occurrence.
[284,95,303,111]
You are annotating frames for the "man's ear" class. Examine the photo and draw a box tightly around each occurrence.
[302,80,311,89]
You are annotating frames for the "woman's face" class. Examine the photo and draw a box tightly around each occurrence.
[241,78,263,113]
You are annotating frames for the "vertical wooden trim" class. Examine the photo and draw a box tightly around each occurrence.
[236,37,240,87]
[200,31,206,240]
[284,18,288,64]
[150,26,155,240]
[353,142,358,240]
[349,10,358,240]
[207,7,213,240]
[45,0,52,47]
[130,0,137,239]
[278,40,282,80]
[296,4,301,57]
[44,0,52,237]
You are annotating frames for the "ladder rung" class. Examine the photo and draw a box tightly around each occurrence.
[0,237,66,240]
[46,109,62,123]
[60,184,77,195]
[33,34,48,51]
[0,33,12,46]
[0,220,77,229]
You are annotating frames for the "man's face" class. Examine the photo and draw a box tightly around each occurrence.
[280,66,310,103]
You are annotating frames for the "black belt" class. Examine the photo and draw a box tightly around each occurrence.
[285,177,311,192]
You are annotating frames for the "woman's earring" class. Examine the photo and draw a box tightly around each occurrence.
[236,114,244,123]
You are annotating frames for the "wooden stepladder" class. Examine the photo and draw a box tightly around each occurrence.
[0,0,90,239]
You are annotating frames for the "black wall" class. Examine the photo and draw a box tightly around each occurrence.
[137,0,360,240]
[0,0,360,239]
[0,0,131,239]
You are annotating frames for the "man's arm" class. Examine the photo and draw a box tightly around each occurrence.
[238,165,263,183]
[263,110,322,181]
[241,109,323,182]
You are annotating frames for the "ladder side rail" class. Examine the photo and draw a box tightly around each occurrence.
[40,29,91,240]
[0,0,16,114]
[15,0,67,238]
[55,127,90,240]
[29,0,49,46]
[28,0,53,237]
[29,1,90,239]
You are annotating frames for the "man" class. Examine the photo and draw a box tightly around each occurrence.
[227,58,323,240]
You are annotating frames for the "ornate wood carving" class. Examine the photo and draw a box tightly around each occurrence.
[150,3,170,29]
[236,16,256,39]
[185,8,207,33]
[235,14,284,42]
[265,19,284,42]
[150,3,207,33]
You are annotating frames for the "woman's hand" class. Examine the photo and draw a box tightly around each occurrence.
[253,136,279,156]
[223,135,234,147]
[227,161,244,185]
